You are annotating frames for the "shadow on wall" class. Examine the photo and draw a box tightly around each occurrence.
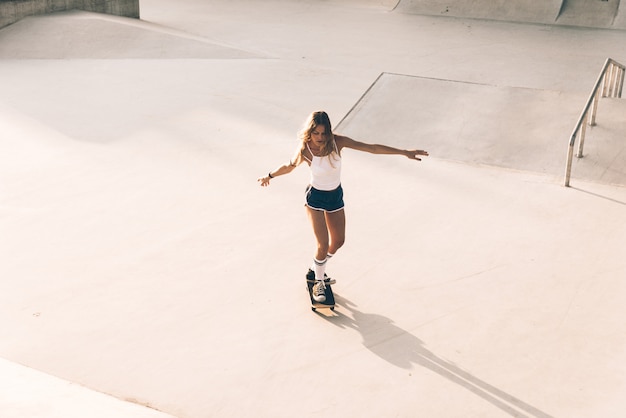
[0,0,140,29]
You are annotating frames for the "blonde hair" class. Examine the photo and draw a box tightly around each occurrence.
[298,111,339,158]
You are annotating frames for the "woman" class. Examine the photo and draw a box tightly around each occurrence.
[258,111,428,302]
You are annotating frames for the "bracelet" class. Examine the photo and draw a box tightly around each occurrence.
[268,172,274,179]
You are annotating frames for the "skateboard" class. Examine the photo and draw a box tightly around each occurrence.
[306,274,336,312]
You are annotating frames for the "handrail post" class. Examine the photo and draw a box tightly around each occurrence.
[589,85,601,126]
[611,64,619,97]
[564,133,576,187]
[607,63,615,97]
[576,111,589,158]
[602,65,609,97]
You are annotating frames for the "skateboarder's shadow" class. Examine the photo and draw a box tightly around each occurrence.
[324,294,553,418]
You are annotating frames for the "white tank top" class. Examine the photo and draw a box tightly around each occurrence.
[305,143,342,191]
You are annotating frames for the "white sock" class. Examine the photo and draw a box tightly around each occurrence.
[313,257,327,282]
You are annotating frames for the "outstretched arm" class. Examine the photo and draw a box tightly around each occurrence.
[336,135,428,161]
[257,148,303,187]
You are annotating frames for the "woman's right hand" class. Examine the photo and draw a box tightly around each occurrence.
[257,175,271,187]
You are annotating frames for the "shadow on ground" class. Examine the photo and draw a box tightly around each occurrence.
[319,294,554,418]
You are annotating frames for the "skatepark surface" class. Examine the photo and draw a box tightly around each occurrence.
[1,1,626,417]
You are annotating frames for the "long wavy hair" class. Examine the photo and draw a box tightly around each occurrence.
[298,111,339,158]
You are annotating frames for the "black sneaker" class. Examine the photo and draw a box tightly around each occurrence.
[306,269,336,285]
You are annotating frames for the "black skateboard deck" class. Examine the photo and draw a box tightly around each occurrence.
[307,280,335,312]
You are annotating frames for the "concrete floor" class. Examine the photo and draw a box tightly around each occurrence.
[1,1,626,417]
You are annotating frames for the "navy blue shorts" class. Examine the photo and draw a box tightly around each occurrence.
[305,185,344,213]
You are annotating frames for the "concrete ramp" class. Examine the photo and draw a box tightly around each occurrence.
[394,0,563,25]
[0,358,176,418]
[338,72,626,186]
[0,11,262,59]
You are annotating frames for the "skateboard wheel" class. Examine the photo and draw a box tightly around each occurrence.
[330,306,335,311]
[311,307,317,312]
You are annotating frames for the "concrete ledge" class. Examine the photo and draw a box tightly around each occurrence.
[0,0,139,29]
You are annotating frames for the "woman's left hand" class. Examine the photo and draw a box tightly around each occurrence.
[406,150,429,161]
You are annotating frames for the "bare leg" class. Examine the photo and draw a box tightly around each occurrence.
[307,207,330,260]
[325,209,346,255]
[306,208,346,258]
[306,207,330,301]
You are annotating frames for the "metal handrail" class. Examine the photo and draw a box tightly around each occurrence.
[564,58,625,187]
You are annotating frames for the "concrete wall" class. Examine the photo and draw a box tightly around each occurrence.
[556,0,621,29]
[0,0,139,29]
[395,0,626,30]
[395,0,562,25]
[611,1,626,28]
